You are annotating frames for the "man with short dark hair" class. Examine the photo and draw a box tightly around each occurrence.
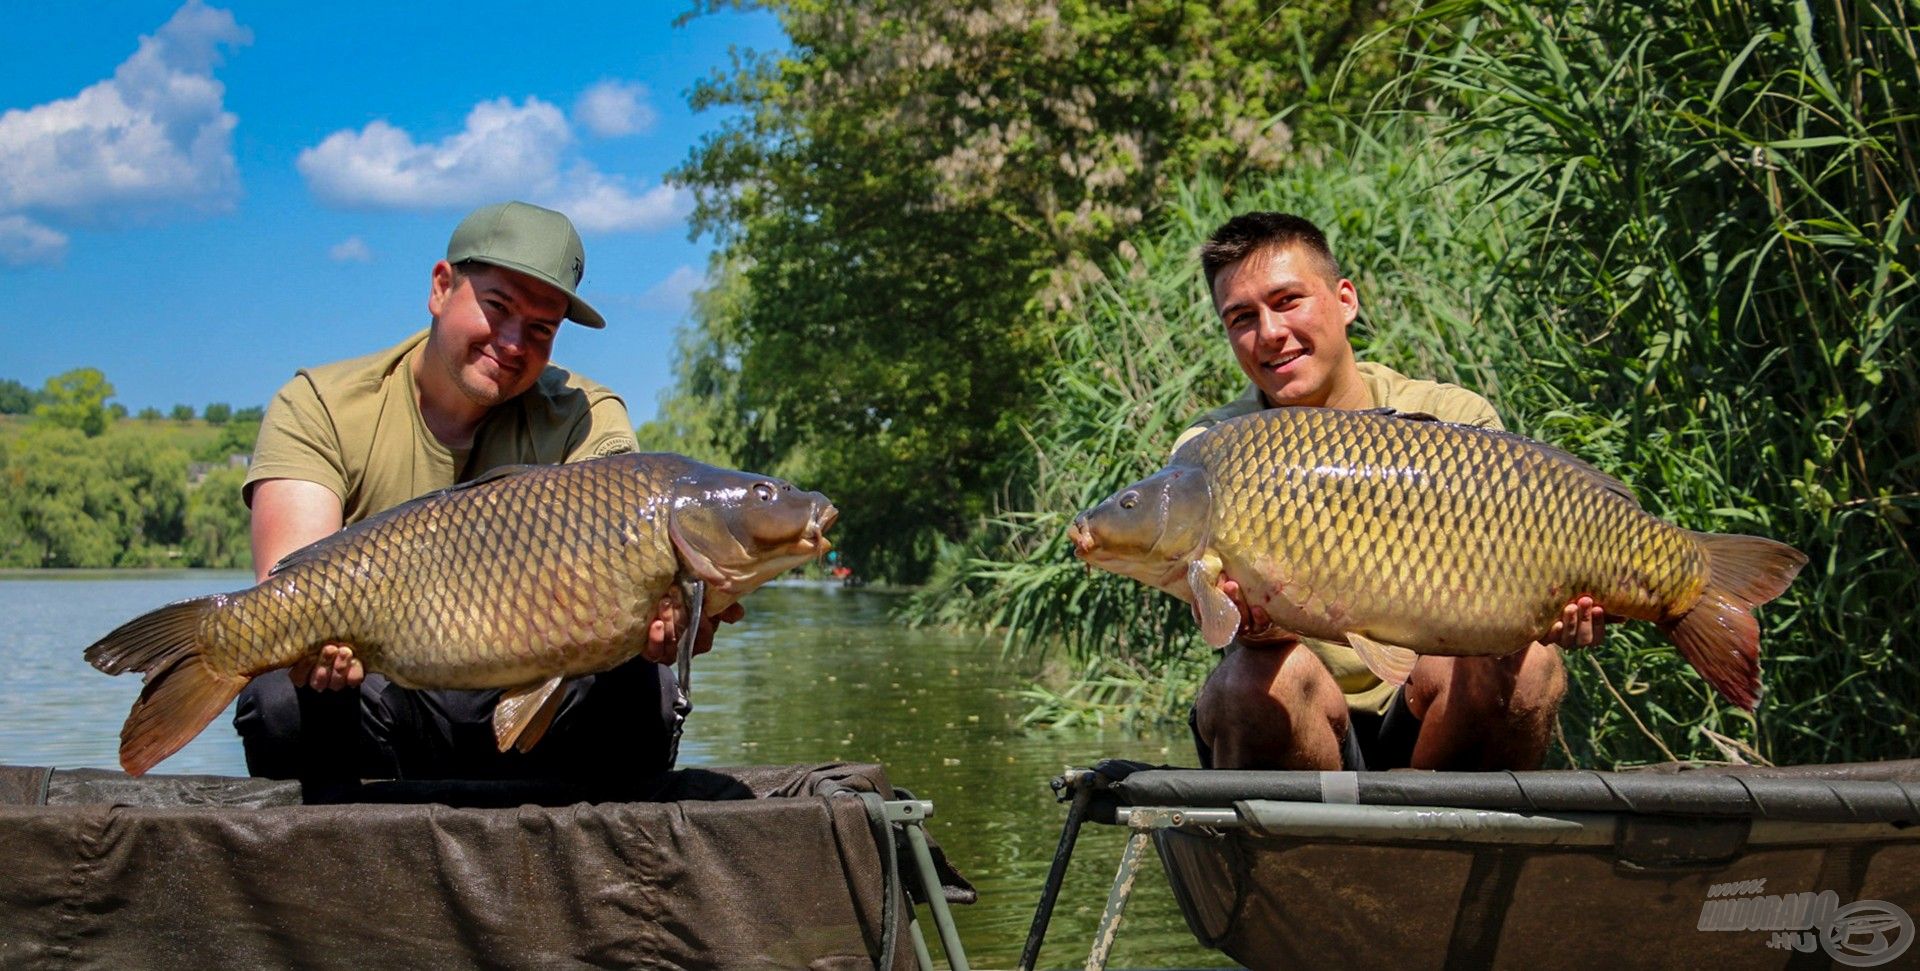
[236,201,730,782]
[1181,211,1605,771]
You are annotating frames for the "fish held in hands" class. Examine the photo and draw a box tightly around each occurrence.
[85,452,837,776]
[1068,408,1805,709]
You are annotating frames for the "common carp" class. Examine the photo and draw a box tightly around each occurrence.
[1068,408,1805,709]
[86,452,836,776]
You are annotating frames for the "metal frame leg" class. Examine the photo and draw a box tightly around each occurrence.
[1085,826,1153,971]
[1018,776,1096,971]
[886,799,971,971]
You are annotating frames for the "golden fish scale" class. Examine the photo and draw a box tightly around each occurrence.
[1185,410,1708,653]
[198,456,680,688]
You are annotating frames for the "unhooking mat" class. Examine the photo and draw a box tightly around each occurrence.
[0,762,968,970]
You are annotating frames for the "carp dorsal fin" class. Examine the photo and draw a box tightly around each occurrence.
[494,674,567,753]
[1361,407,1442,422]
[1346,632,1419,687]
[1538,443,1639,504]
[266,464,548,578]
[1367,408,1643,506]
[1187,554,1241,648]
[1479,431,1640,504]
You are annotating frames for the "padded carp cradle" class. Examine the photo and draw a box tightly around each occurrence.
[1019,760,1920,971]
[0,762,974,970]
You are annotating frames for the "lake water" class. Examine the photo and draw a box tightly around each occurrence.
[0,572,1227,970]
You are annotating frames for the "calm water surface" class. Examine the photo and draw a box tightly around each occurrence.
[0,572,1227,969]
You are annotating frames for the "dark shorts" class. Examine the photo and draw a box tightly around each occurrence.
[1189,687,1423,771]
[233,656,687,782]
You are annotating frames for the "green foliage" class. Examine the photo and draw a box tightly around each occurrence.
[0,378,38,415]
[1386,0,1918,765]
[0,369,260,569]
[170,404,196,422]
[916,0,1918,765]
[0,423,253,569]
[665,0,1415,581]
[233,405,265,423]
[183,463,253,570]
[198,420,260,463]
[203,402,232,424]
[33,367,116,437]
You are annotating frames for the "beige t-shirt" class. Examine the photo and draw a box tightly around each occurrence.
[246,330,638,526]
[1175,361,1504,715]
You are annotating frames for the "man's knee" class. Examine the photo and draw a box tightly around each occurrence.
[1196,643,1347,770]
[1409,644,1566,770]
[233,676,309,778]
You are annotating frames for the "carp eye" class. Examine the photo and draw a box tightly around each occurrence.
[753,483,776,502]
[1119,491,1139,510]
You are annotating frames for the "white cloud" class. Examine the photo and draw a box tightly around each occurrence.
[0,215,69,266]
[541,169,689,233]
[298,90,686,236]
[298,97,572,209]
[573,80,658,138]
[328,235,372,263]
[638,264,703,314]
[0,1,250,222]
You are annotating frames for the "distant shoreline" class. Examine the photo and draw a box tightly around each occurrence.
[0,568,252,581]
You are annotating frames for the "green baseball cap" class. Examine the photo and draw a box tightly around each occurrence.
[446,201,606,328]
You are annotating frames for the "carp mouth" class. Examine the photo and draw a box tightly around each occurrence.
[1067,517,1095,558]
[811,504,839,553]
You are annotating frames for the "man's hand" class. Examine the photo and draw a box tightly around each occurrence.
[1544,595,1606,649]
[643,594,746,665]
[288,643,365,692]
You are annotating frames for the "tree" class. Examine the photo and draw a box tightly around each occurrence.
[171,404,196,422]
[183,463,251,570]
[138,406,163,421]
[0,426,124,566]
[233,405,265,423]
[34,368,116,438]
[203,402,232,424]
[669,0,1404,579]
[0,378,38,415]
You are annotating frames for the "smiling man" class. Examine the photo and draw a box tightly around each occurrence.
[236,201,722,783]
[1176,211,1605,773]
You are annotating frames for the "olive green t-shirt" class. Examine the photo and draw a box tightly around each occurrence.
[1175,361,1504,715]
[245,330,639,526]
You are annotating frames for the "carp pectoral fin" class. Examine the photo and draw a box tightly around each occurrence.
[493,675,567,753]
[676,576,706,700]
[1187,558,1241,649]
[1347,632,1419,687]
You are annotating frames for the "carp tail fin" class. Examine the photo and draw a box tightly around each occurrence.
[86,598,247,776]
[1664,532,1809,710]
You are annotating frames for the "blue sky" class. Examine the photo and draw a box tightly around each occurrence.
[0,1,785,420]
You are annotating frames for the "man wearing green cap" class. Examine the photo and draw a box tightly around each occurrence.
[235,201,721,782]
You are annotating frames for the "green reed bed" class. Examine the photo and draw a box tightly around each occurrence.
[909,0,1917,766]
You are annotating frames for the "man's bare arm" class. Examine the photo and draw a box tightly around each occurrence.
[250,477,363,691]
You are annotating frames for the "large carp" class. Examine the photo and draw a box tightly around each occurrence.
[86,452,836,776]
[1068,408,1805,709]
